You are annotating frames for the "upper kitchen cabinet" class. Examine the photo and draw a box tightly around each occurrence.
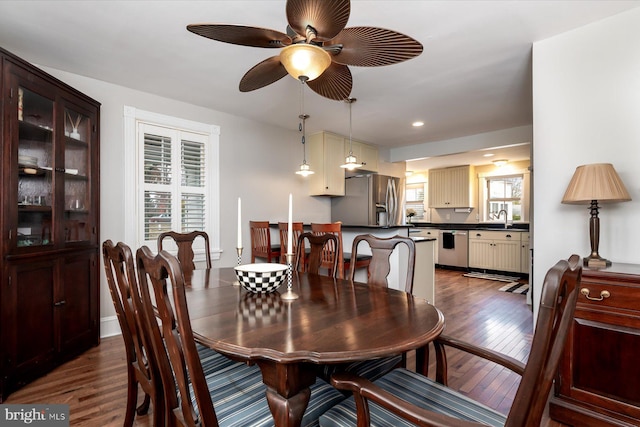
[307,131,345,196]
[344,138,378,172]
[428,165,476,208]
[0,47,100,402]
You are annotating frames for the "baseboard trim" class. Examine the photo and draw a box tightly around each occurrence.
[100,315,122,338]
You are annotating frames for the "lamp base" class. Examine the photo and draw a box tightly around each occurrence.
[585,256,611,268]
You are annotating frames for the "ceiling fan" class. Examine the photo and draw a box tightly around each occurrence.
[187,0,423,100]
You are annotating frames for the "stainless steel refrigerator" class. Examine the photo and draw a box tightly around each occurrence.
[331,174,406,226]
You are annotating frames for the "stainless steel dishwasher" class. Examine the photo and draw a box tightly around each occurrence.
[438,230,468,268]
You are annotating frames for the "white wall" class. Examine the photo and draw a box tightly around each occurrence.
[532,8,640,317]
[40,66,332,334]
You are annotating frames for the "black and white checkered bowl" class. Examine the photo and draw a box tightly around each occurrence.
[234,263,288,294]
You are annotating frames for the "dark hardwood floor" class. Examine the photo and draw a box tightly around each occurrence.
[6,268,567,426]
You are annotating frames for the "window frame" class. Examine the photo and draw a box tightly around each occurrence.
[478,168,530,224]
[123,106,221,261]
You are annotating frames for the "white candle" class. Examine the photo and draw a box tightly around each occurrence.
[287,193,293,255]
[237,197,242,249]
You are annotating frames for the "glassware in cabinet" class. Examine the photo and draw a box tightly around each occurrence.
[16,86,54,247]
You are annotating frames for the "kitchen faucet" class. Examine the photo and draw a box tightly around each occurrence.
[497,209,508,228]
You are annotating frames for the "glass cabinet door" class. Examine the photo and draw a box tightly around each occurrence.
[17,86,54,248]
[63,106,91,243]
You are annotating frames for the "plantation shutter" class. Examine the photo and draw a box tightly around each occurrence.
[139,123,208,242]
[181,139,206,231]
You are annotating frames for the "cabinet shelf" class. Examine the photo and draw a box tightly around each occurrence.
[65,135,88,147]
[18,205,52,212]
[18,120,53,142]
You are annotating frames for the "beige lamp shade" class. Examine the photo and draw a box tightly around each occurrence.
[279,44,332,81]
[562,163,631,204]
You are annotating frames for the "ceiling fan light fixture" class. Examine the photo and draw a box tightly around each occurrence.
[280,44,331,81]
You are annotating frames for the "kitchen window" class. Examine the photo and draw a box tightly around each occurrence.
[123,106,220,260]
[405,182,426,221]
[485,175,523,221]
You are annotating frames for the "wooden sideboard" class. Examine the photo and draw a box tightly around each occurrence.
[550,263,640,426]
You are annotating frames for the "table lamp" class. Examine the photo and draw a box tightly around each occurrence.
[562,163,631,267]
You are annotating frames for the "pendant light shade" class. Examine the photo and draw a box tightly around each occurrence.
[341,97,362,170]
[280,44,332,81]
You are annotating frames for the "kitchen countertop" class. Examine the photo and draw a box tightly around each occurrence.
[409,222,529,232]
[269,223,411,230]
[410,236,437,242]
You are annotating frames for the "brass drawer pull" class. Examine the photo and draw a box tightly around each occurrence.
[580,288,610,301]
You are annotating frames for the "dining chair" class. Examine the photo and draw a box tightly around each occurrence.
[318,234,416,384]
[320,255,583,427]
[135,245,346,427]
[348,234,416,293]
[310,222,371,279]
[102,240,163,427]
[157,230,211,281]
[296,232,339,277]
[279,221,304,264]
[250,221,281,263]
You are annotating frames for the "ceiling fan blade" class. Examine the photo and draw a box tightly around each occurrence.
[328,27,423,66]
[187,24,291,48]
[286,0,350,42]
[239,56,289,92]
[306,63,352,100]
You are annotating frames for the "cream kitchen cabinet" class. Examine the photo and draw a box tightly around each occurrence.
[469,230,521,273]
[307,132,345,196]
[344,139,378,172]
[520,232,530,274]
[428,165,476,208]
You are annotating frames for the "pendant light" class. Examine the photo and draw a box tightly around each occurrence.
[295,77,314,177]
[341,97,362,170]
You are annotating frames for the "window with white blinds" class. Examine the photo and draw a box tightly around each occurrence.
[138,123,208,242]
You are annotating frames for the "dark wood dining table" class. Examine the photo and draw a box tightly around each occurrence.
[185,267,445,427]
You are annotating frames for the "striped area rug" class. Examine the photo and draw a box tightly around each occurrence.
[498,282,529,294]
[462,272,528,294]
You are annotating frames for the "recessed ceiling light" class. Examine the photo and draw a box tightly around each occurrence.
[412,121,424,127]
[483,153,495,157]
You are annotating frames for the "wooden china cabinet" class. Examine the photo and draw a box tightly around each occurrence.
[0,47,100,402]
[550,263,640,426]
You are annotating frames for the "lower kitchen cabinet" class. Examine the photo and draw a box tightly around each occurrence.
[520,232,530,274]
[0,249,98,401]
[468,230,521,273]
[550,263,640,426]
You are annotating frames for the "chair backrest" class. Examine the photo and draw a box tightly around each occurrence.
[349,234,416,293]
[296,232,339,278]
[102,240,163,420]
[279,221,304,262]
[505,254,581,427]
[250,220,277,262]
[310,222,345,279]
[157,230,211,281]
[135,246,219,427]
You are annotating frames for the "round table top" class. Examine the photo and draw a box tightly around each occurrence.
[186,268,444,364]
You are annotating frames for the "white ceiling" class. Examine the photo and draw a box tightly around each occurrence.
[0,1,637,161]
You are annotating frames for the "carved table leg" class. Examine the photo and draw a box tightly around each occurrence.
[257,361,317,427]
